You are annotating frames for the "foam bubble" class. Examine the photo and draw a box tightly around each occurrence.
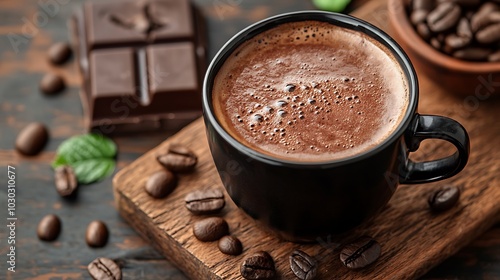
[276,100,287,107]
[285,84,296,92]
[252,114,263,122]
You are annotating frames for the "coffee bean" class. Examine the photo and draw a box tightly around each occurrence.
[428,185,461,212]
[289,250,318,280]
[54,165,78,197]
[410,0,434,25]
[444,34,471,52]
[157,144,198,173]
[409,0,500,61]
[457,17,473,39]
[192,217,229,242]
[430,37,443,49]
[241,251,276,280]
[48,42,72,65]
[411,10,430,25]
[145,170,177,198]
[218,235,243,255]
[185,188,225,215]
[416,23,432,40]
[15,122,49,156]
[169,144,197,158]
[427,2,461,32]
[86,220,109,248]
[476,23,500,44]
[412,0,434,11]
[37,214,61,241]
[88,257,122,280]
[453,47,492,60]
[471,2,499,32]
[340,236,381,269]
[40,73,65,95]
[489,11,500,22]
[488,50,500,61]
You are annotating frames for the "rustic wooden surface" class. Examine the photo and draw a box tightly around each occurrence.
[1,0,500,279]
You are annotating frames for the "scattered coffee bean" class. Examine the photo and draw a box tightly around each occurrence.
[40,73,65,95]
[88,257,122,280]
[145,170,177,198]
[157,144,198,173]
[169,144,197,158]
[54,165,78,197]
[193,217,229,242]
[37,214,61,241]
[185,188,225,215]
[218,235,243,255]
[241,251,276,280]
[427,2,461,32]
[86,220,109,248]
[48,42,72,65]
[428,185,461,212]
[340,236,381,269]
[289,250,318,280]
[15,122,49,156]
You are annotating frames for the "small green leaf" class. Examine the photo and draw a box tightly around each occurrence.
[313,0,351,13]
[52,133,117,184]
[72,159,116,184]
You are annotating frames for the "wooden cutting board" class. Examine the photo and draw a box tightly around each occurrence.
[113,0,500,279]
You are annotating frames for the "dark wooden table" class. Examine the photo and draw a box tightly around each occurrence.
[1,0,499,279]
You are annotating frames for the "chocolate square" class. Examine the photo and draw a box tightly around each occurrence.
[89,48,139,119]
[72,0,206,133]
[148,43,198,95]
[85,2,147,49]
[148,0,194,42]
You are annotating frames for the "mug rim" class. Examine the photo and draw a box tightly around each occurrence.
[202,10,418,167]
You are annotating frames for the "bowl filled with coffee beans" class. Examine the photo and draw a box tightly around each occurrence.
[388,0,500,95]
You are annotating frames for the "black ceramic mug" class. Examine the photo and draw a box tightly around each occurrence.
[202,11,470,240]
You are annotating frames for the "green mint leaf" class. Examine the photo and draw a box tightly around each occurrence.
[313,0,351,13]
[52,133,117,184]
[72,159,116,184]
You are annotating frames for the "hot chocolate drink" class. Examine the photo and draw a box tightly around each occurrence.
[212,20,409,162]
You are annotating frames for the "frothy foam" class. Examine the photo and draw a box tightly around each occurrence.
[212,21,409,162]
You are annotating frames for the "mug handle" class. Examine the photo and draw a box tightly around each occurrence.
[399,114,470,184]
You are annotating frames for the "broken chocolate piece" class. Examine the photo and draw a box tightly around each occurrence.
[72,0,206,134]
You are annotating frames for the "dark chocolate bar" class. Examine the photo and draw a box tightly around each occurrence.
[72,0,206,133]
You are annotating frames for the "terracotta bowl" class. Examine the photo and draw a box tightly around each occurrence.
[387,0,500,96]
